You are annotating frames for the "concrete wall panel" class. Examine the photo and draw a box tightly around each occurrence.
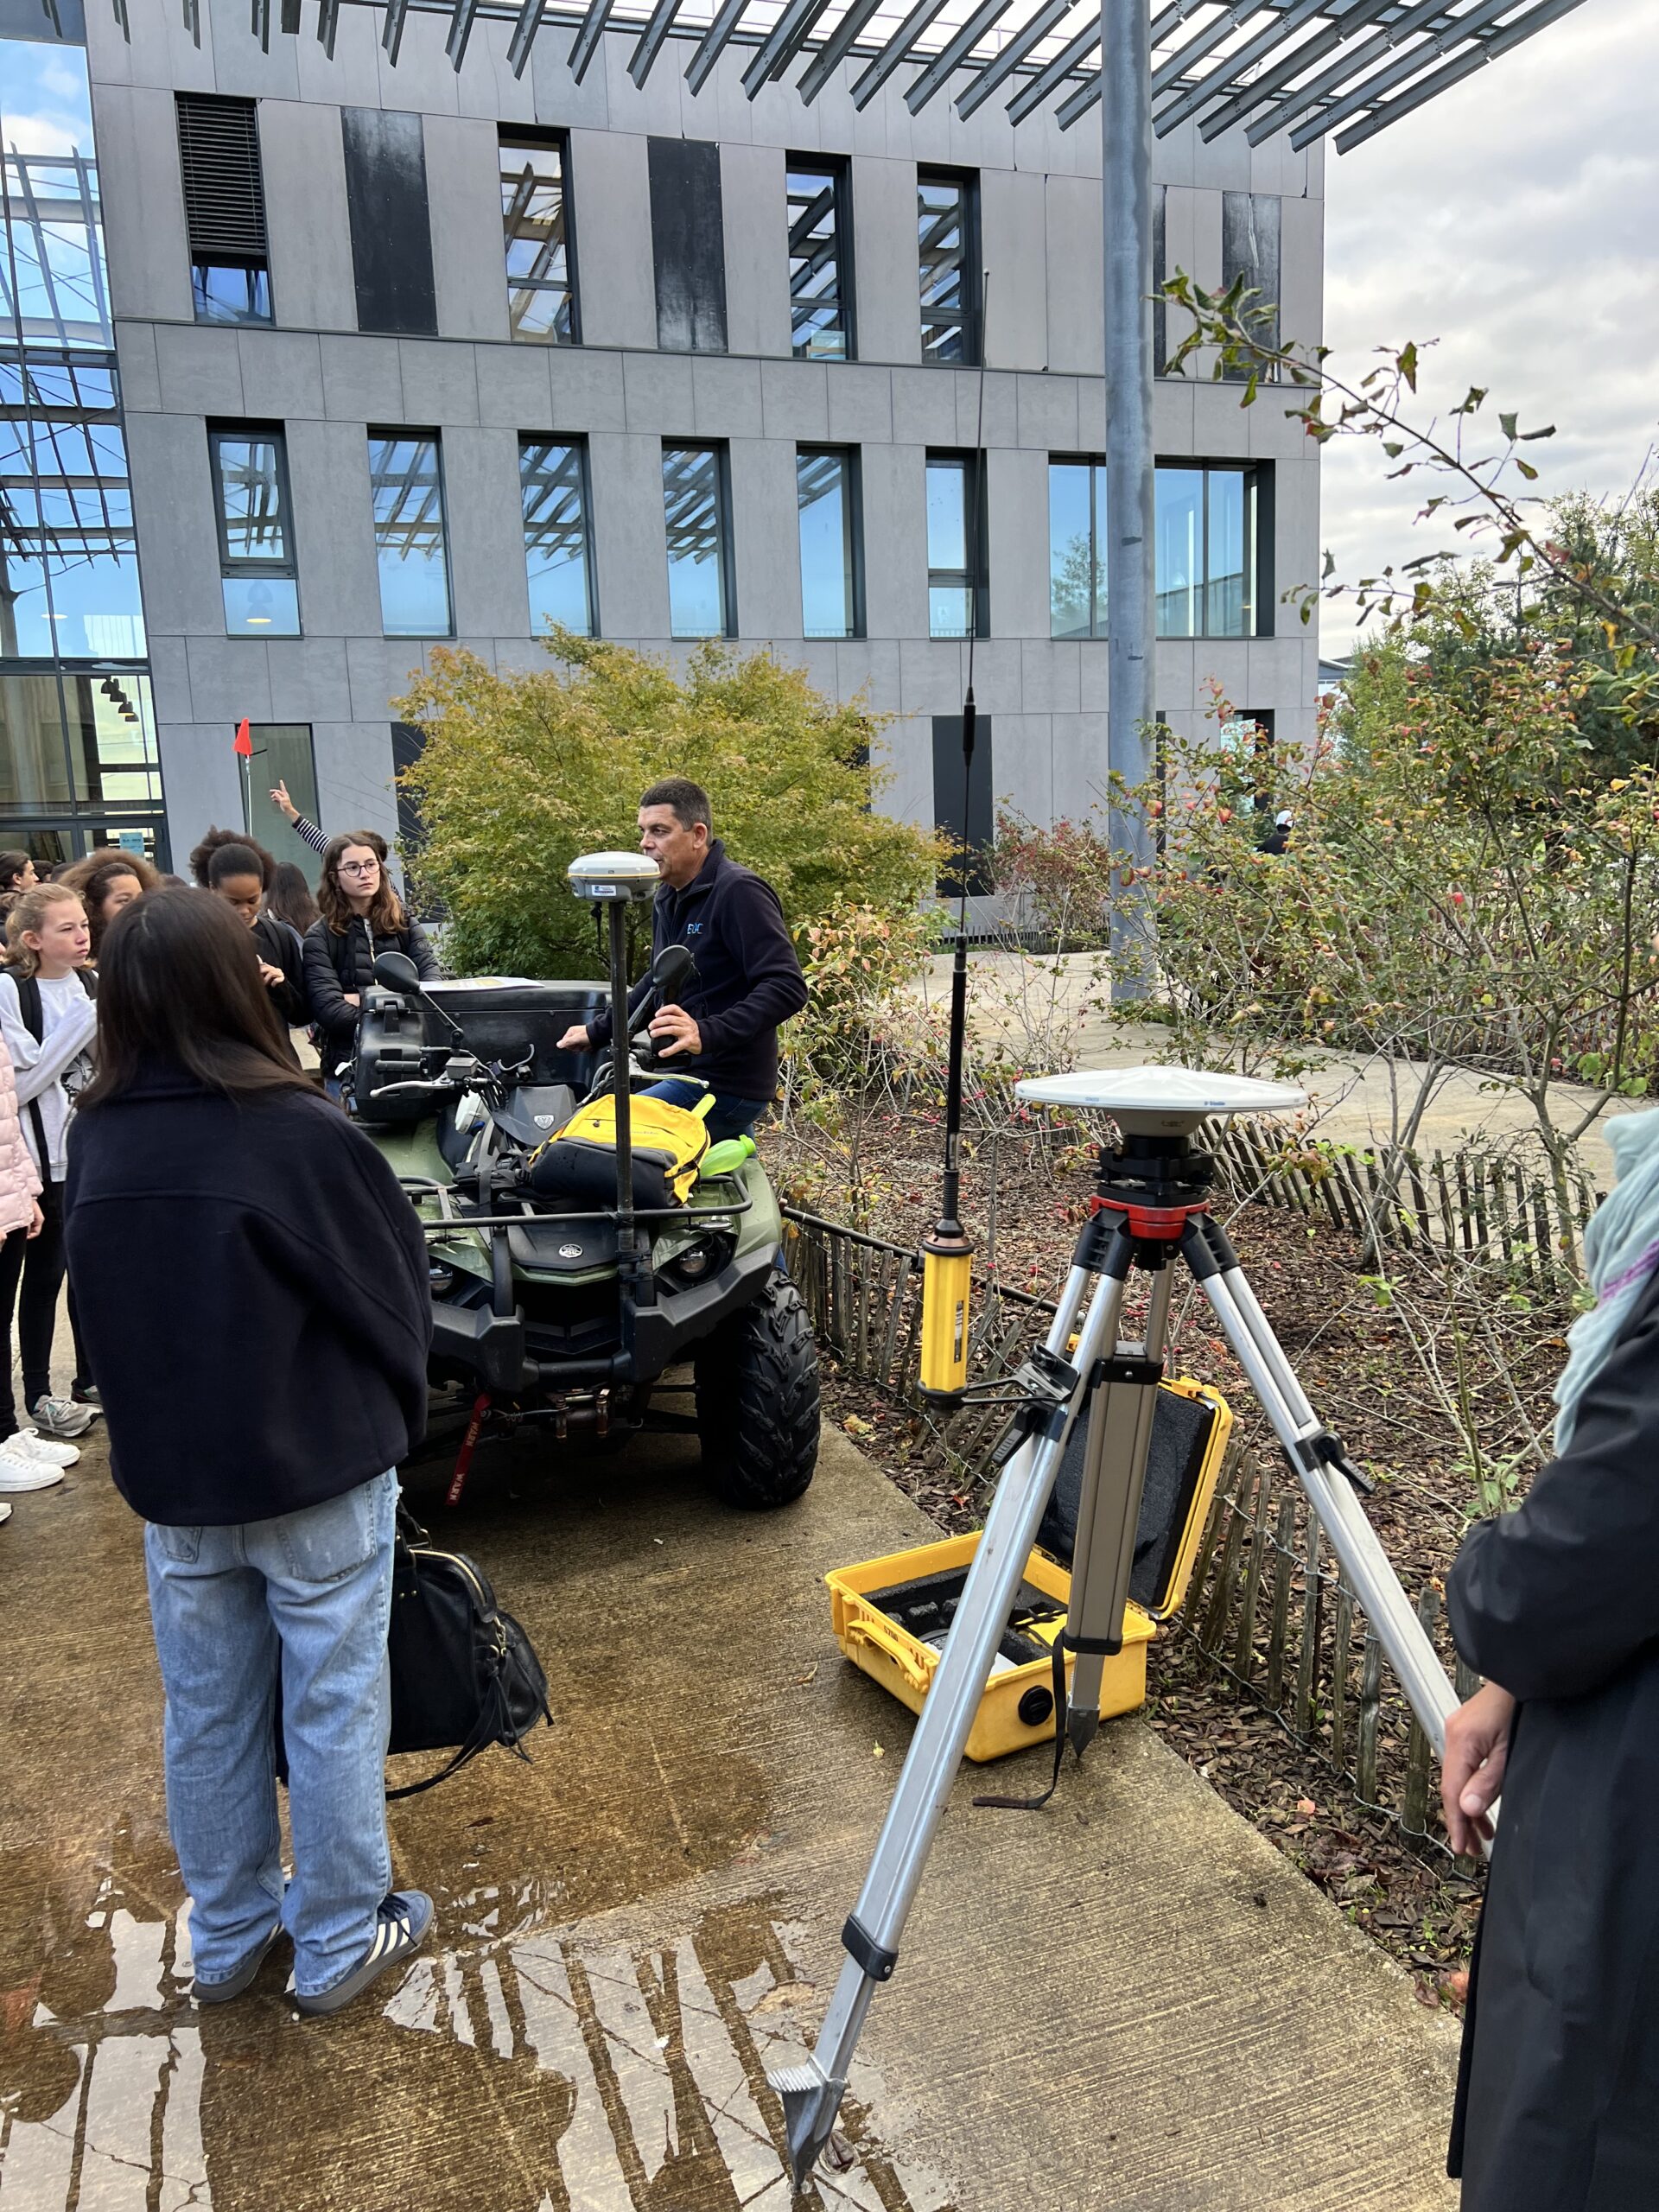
[988,448,1049,641]
[730,437,802,643]
[982,166,1046,372]
[721,142,791,360]
[284,417,383,638]
[426,114,512,343]
[237,330,326,419]
[94,85,194,324]
[443,424,530,638]
[849,156,920,367]
[1045,173,1102,377]
[569,128,657,352]
[588,431,672,638]
[262,99,358,334]
[124,412,223,637]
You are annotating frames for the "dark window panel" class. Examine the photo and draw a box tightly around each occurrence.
[243,723,319,871]
[648,138,728,356]
[176,93,270,327]
[931,712,993,896]
[341,109,437,338]
[918,168,977,367]
[1221,191,1280,383]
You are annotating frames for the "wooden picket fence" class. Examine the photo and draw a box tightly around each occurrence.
[1211,1116,1598,1284]
[781,1201,1478,1855]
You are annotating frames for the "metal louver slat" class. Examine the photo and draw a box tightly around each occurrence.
[175,94,267,259]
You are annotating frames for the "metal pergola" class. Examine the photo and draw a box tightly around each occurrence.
[86,0,1587,939]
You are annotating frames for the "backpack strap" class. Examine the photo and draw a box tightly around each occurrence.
[14,975,49,1177]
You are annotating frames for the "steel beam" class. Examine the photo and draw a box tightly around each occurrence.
[1290,0,1525,150]
[1102,0,1156,997]
[382,0,411,59]
[446,0,480,67]
[1154,0,1327,135]
[509,0,551,74]
[1193,0,1396,142]
[741,0,831,93]
[685,0,750,93]
[628,0,683,86]
[849,0,950,110]
[904,0,1018,114]
[1333,0,1590,153]
[1241,0,1453,144]
[797,0,888,102]
[956,0,1071,120]
[1005,19,1102,126]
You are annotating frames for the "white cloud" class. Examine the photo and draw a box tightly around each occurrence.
[1317,0,1659,652]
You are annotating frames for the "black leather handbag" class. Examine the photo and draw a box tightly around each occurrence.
[274,1505,553,1800]
[385,1507,553,1798]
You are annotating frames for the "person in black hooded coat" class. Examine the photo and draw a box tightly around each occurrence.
[1441,1259,1659,2211]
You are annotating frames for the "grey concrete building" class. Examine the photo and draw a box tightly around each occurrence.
[1,0,1321,874]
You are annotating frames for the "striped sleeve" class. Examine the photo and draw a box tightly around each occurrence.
[294,814,328,855]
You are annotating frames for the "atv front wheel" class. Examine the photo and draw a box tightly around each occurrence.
[695,1268,820,1509]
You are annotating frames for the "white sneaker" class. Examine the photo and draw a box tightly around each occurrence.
[0,1499,11,1524]
[0,1440,65,1491]
[27,1395,92,1440]
[11,1430,79,1468]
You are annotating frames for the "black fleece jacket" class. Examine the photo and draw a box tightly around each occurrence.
[588,841,807,1101]
[65,1067,431,1525]
[302,912,440,1076]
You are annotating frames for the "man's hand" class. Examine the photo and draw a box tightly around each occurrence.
[649,1006,701,1059]
[270,779,298,823]
[1441,1681,1515,1855]
[557,1023,591,1052]
[342,992,360,1009]
[258,959,285,988]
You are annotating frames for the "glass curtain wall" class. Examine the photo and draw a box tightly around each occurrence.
[797,448,859,639]
[500,134,576,343]
[520,437,594,634]
[662,443,732,639]
[1048,461,1261,641]
[787,161,850,361]
[368,432,453,639]
[0,6,164,859]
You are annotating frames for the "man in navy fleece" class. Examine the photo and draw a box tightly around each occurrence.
[558,779,807,1145]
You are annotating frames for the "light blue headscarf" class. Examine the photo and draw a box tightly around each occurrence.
[1554,1106,1659,1450]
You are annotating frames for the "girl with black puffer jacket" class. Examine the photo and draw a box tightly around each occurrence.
[302,831,439,1087]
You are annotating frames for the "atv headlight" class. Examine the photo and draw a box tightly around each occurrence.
[429,1262,455,1294]
[664,1232,734,1287]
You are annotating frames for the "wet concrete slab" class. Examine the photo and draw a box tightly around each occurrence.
[0,1421,1460,2211]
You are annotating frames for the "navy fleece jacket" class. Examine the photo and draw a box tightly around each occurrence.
[588,840,807,1102]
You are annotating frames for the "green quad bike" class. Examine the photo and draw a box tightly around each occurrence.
[349,850,819,1510]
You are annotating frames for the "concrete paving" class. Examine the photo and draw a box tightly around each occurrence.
[0,1419,1461,2212]
[927,948,1632,1188]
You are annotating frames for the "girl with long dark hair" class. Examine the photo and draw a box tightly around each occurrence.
[65,889,434,2013]
[266,861,320,938]
[59,850,159,964]
[302,830,438,1086]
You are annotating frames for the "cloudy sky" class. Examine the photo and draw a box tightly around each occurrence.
[1314,0,1659,652]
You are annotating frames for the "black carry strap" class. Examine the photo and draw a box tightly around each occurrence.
[15,969,95,1176]
[973,1632,1072,1813]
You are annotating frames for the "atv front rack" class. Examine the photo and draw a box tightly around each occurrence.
[397,1174,755,1235]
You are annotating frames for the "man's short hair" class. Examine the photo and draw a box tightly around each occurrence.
[639,778,712,834]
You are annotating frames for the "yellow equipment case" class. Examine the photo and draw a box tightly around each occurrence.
[827,1376,1231,1762]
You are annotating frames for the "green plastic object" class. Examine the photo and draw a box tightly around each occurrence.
[701,1134,757,1178]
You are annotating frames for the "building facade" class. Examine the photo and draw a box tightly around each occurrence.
[1,0,1322,874]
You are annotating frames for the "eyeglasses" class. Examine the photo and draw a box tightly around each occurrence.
[337,859,380,877]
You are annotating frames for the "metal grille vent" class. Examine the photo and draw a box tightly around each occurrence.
[176,94,268,258]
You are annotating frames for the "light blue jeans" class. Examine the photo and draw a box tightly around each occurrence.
[143,1469,398,1999]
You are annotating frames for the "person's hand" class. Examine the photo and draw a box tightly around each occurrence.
[342,992,360,1008]
[1441,1681,1515,1855]
[557,1023,591,1052]
[25,1200,42,1240]
[257,960,284,988]
[649,1006,701,1058]
[270,779,297,823]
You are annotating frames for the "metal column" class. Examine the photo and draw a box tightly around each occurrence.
[1102,0,1155,1000]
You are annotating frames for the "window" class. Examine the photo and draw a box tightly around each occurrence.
[521,438,594,636]
[925,452,985,640]
[932,712,993,895]
[367,431,452,639]
[242,725,318,871]
[175,94,271,327]
[500,134,577,344]
[341,110,437,338]
[787,160,852,362]
[1155,463,1261,639]
[648,140,727,356]
[0,671,162,817]
[661,443,732,639]
[208,426,300,639]
[1048,459,1109,639]
[0,355,145,660]
[1221,192,1280,382]
[797,448,861,640]
[918,169,977,366]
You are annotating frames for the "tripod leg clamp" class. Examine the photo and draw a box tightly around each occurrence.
[841,1915,898,1983]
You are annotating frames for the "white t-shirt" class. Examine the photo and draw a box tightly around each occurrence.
[0,970,98,1181]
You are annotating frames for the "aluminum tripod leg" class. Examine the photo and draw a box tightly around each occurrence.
[1182,1219,1460,1755]
[770,1255,1129,2184]
[1062,1260,1174,1756]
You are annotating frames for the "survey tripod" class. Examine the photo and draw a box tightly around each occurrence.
[772,1082,1465,2189]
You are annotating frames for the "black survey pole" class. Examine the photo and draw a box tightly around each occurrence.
[607,898,639,1351]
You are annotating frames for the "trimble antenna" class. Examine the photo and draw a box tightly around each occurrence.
[918,271,990,1407]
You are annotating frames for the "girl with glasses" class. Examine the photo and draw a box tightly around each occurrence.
[302,833,439,1092]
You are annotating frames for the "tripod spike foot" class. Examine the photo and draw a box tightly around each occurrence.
[1065,1706,1100,1759]
[768,2059,847,2190]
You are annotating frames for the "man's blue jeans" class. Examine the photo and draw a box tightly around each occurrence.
[644,1077,768,1147]
[143,1469,397,1999]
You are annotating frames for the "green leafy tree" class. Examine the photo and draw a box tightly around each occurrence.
[393,632,938,977]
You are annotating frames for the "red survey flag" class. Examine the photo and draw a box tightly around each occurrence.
[233,718,253,758]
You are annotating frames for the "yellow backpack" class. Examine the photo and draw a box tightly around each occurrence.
[528,1090,714,1210]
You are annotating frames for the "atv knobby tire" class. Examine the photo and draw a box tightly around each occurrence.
[695,1268,820,1509]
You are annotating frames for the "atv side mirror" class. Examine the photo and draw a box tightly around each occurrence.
[373,950,422,995]
[652,944,694,994]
